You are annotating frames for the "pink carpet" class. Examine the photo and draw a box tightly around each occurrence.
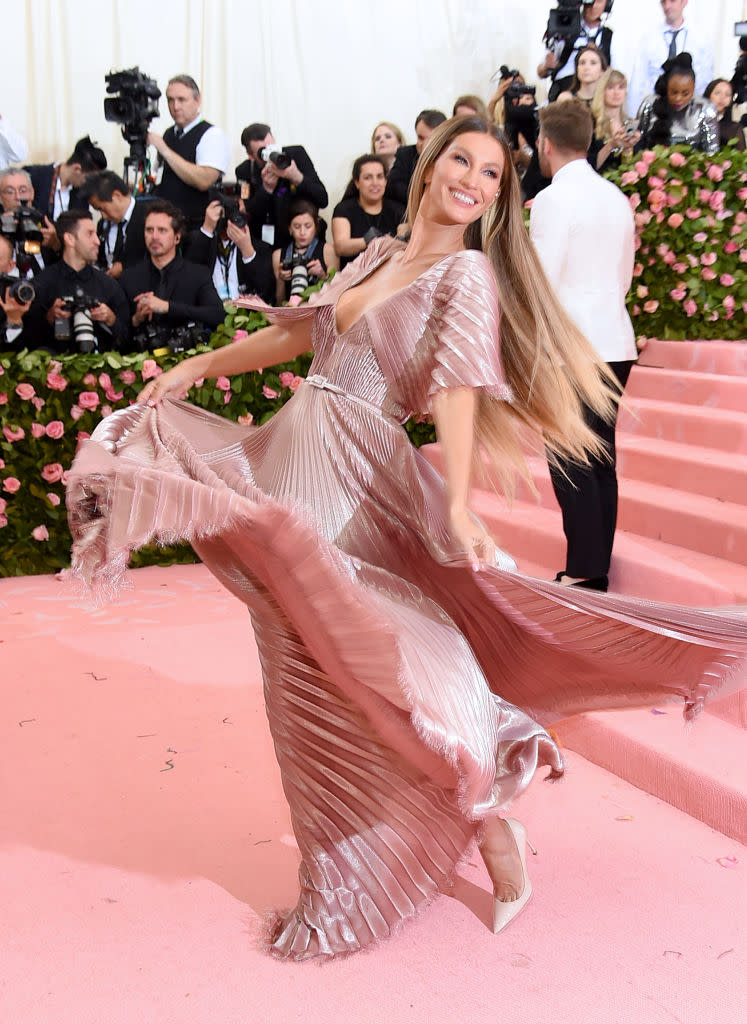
[1,564,744,1024]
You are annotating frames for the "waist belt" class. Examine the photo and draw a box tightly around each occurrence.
[304,374,402,422]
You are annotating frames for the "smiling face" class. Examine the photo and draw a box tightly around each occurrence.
[421,131,504,228]
[667,73,695,111]
[355,161,387,205]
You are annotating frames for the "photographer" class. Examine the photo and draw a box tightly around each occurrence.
[272,199,337,305]
[23,210,129,354]
[538,1,614,102]
[120,200,225,349]
[0,167,52,276]
[25,136,107,242]
[184,190,275,304]
[0,233,34,350]
[235,123,328,250]
[87,171,149,278]
[150,75,230,230]
[385,109,447,205]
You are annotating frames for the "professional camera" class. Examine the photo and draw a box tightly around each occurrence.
[504,86,539,151]
[260,144,292,171]
[544,1,612,46]
[281,249,315,300]
[0,200,45,275]
[207,182,248,229]
[104,66,161,163]
[132,320,208,355]
[54,287,101,353]
[0,274,35,305]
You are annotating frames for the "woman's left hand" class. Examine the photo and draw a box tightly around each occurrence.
[449,508,496,570]
[307,259,324,278]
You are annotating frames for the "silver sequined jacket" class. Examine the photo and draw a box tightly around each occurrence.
[637,95,719,155]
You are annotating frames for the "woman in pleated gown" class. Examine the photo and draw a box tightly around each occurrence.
[67,116,746,961]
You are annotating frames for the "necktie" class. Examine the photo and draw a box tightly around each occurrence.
[174,127,184,140]
[668,28,681,59]
[114,220,126,262]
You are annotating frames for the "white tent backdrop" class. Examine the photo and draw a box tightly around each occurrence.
[2,0,746,209]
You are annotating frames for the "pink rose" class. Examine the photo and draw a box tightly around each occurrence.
[709,191,726,212]
[633,262,643,276]
[662,250,676,264]
[45,420,64,439]
[648,188,666,206]
[76,431,91,443]
[669,152,686,167]
[3,424,24,442]
[723,241,738,254]
[78,391,100,410]
[648,175,665,189]
[672,262,687,274]
[632,304,641,316]
[735,211,747,226]
[216,376,231,391]
[634,160,649,177]
[708,312,719,322]
[635,211,652,227]
[621,172,639,187]
[706,164,724,182]
[3,477,21,493]
[0,458,4,468]
[641,150,657,165]
[740,249,747,261]
[698,188,713,203]
[290,376,303,392]
[262,385,279,400]
[119,370,137,385]
[633,236,641,250]
[0,514,7,528]
[667,213,683,229]
[643,300,659,313]
[691,170,701,178]
[655,212,665,223]
[46,492,61,506]
[683,299,697,317]
[693,232,708,243]
[685,207,701,219]
[232,329,248,342]
[46,371,68,391]
[31,396,44,411]
[105,387,124,402]
[194,377,205,388]
[237,413,254,426]
[98,373,111,389]
[636,285,649,299]
[32,525,49,542]
[101,405,113,418]
[737,187,747,201]
[223,392,231,405]
[279,371,295,389]
[701,268,716,281]
[70,404,83,421]
[41,463,63,483]
[0,497,5,514]
[15,383,35,401]
[723,295,735,311]
[700,252,717,266]
[0,393,7,406]
[687,254,699,267]
[628,192,641,210]
[31,422,45,439]
[670,287,687,301]
[141,359,161,381]
[720,274,735,287]
[82,373,97,387]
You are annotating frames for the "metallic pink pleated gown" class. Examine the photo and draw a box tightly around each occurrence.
[67,238,746,960]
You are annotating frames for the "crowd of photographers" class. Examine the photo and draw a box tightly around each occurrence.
[0,0,745,357]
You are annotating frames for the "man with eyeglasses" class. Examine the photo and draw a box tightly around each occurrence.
[0,167,59,275]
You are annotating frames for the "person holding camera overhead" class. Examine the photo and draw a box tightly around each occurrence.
[272,198,338,305]
[184,191,275,305]
[235,123,328,250]
[538,1,615,102]
[332,155,405,271]
[150,75,230,231]
[119,201,225,350]
[22,210,129,354]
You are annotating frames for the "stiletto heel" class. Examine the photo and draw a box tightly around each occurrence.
[491,817,538,935]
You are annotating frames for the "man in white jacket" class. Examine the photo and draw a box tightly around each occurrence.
[530,99,637,592]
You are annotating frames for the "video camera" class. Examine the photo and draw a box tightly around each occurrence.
[0,274,35,305]
[260,144,292,171]
[207,181,248,230]
[54,287,101,354]
[0,200,45,275]
[132,320,209,355]
[544,1,613,47]
[104,66,161,169]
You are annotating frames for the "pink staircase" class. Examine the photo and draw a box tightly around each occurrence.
[422,339,747,841]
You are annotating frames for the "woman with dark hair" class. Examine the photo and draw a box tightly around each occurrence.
[637,53,718,154]
[272,199,338,305]
[331,154,405,270]
[557,44,608,104]
[67,115,745,961]
[703,78,745,151]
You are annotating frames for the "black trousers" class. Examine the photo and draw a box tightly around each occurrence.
[549,360,635,580]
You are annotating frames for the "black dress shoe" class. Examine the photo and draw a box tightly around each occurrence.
[570,576,608,592]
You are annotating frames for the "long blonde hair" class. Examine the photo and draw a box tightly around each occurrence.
[591,69,629,142]
[406,115,618,496]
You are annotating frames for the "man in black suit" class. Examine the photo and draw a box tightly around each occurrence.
[24,135,107,245]
[0,233,33,349]
[87,171,150,278]
[119,200,225,346]
[235,123,327,249]
[184,198,274,304]
[385,110,447,205]
[0,167,59,274]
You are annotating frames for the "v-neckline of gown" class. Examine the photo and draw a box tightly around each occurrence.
[333,243,457,337]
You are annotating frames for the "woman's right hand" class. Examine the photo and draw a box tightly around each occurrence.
[139,354,211,406]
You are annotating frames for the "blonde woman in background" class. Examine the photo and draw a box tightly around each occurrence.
[590,69,642,172]
[370,121,405,174]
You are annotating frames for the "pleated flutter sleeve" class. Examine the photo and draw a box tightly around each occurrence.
[428,249,512,404]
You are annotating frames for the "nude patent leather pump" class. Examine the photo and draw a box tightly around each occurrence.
[492,817,538,934]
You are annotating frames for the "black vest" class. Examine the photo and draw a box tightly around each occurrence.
[158,120,214,225]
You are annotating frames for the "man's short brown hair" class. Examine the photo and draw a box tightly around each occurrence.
[538,100,593,154]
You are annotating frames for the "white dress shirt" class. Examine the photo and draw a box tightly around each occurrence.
[529,159,637,364]
[627,18,714,117]
[174,116,230,174]
[0,117,29,166]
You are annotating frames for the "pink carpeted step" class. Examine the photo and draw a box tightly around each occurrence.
[616,435,747,505]
[626,364,747,412]
[558,708,747,843]
[618,396,747,453]
[638,338,747,376]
